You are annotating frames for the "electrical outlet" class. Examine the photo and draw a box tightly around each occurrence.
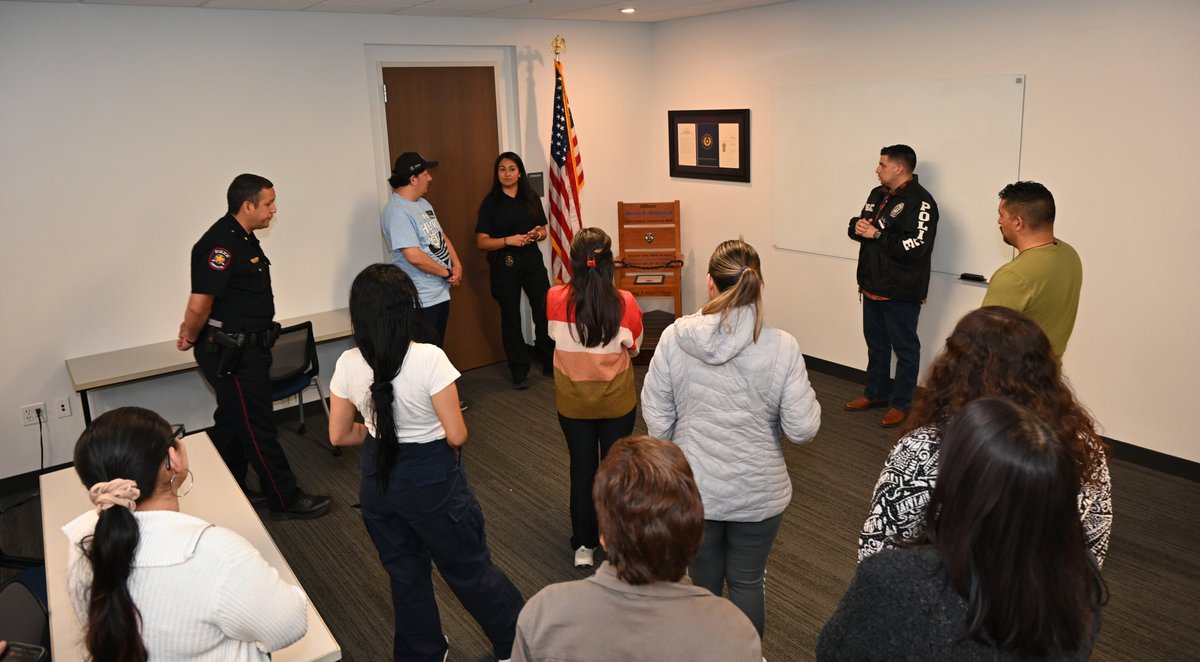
[54,398,72,418]
[21,402,45,427]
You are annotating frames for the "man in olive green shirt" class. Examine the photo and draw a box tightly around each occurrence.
[982,181,1082,360]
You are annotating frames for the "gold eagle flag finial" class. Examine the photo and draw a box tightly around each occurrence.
[552,35,566,62]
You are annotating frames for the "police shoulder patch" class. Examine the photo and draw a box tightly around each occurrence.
[889,202,905,218]
[208,248,232,271]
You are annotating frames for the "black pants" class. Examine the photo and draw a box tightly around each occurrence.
[195,334,298,510]
[557,408,637,549]
[360,438,524,661]
[489,252,553,381]
[416,300,450,348]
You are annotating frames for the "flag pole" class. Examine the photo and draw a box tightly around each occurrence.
[547,34,583,284]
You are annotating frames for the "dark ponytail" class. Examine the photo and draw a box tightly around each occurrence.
[73,407,175,662]
[350,264,418,486]
[567,227,623,347]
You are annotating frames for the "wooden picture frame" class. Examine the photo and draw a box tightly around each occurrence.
[668,109,750,183]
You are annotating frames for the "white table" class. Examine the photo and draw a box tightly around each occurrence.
[39,432,341,662]
[64,308,352,424]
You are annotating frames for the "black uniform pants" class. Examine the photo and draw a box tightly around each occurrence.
[490,252,553,381]
[195,334,298,510]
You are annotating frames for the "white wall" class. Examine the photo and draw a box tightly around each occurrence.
[0,1,654,479]
[647,0,1199,462]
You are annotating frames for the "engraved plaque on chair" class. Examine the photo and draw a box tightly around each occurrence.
[615,200,683,315]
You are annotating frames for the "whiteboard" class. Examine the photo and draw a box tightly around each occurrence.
[771,74,1025,277]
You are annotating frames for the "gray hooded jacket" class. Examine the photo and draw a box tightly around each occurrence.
[641,306,821,521]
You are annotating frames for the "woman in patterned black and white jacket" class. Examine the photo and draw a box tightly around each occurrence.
[858,306,1112,566]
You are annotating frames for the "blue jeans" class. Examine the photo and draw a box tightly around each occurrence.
[862,297,922,412]
[359,438,524,661]
[688,514,784,637]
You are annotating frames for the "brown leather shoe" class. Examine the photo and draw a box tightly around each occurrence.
[880,408,907,428]
[844,396,887,411]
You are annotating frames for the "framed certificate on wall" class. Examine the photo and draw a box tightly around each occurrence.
[668,109,750,183]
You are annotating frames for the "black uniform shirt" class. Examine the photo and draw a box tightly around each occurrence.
[476,193,547,264]
[190,214,274,331]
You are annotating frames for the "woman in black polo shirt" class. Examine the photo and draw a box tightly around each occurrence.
[475,152,554,389]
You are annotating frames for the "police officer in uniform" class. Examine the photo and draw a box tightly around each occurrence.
[475,151,554,389]
[177,173,330,519]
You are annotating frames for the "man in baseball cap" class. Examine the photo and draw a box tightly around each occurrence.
[380,152,466,410]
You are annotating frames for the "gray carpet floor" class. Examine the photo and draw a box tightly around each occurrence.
[3,362,1198,660]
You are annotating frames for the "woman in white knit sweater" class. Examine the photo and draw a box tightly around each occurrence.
[64,407,308,662]
[642,238,822,638]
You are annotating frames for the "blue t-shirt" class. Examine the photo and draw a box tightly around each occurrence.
[381,192,451,308]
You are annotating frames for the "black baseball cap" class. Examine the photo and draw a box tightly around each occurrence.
[392,152,439,177]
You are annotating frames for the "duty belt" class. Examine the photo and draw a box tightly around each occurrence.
[207,320,280,349]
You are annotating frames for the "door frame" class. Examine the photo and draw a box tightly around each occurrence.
[364,44,520,257]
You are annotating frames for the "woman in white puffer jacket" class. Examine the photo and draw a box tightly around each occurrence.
[641,238,821,639]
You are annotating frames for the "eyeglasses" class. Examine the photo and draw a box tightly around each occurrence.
[165,424,186,470]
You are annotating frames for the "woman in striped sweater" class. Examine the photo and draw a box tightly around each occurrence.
[547,227,644,569]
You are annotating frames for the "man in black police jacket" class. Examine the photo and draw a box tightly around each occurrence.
[844,145,939,428]
[177,173,330,519]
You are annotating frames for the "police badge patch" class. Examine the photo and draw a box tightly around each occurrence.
[890,203,905,218]
[208,248,231,271]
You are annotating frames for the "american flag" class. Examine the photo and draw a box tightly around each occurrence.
[548,59,584,283]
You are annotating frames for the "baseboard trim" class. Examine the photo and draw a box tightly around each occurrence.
[803,354,867,384]
[802,354,1199,482]
[1104,438,1199,482]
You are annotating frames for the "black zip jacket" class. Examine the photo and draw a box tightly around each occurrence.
[847,174,939,301]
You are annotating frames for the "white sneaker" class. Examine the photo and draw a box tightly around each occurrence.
[574,545,595,568]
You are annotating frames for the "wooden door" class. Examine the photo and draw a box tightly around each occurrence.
[382,66,504,371]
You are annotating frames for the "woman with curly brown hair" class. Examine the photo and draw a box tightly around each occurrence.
[857,306,1112,566]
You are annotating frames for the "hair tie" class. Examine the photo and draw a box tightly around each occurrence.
[738,265,750,276]
[89,479,140,513]
[370,382,394,395]
[586,258,597,268]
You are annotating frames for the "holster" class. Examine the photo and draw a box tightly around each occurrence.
[210,329,246,378]
[262,321,282,349]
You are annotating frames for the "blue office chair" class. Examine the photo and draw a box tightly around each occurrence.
[270,321,339,456]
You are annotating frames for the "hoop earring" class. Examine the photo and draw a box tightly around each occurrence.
[169,470,196,498]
